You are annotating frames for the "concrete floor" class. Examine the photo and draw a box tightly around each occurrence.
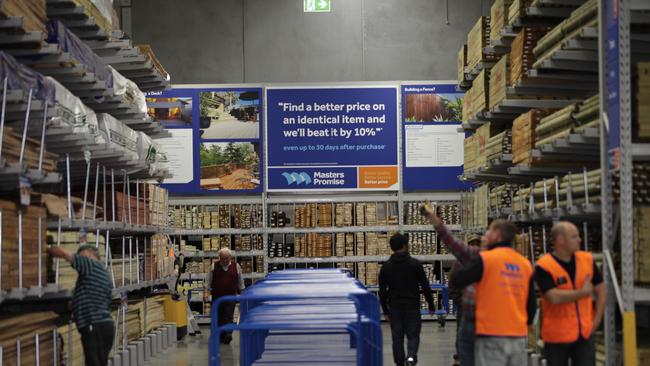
[201,117,260,139]
[144,321,456,365]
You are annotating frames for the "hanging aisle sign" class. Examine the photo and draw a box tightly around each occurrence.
[266,86,399,191]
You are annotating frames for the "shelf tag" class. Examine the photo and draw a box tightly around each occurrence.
[19,175,31,206]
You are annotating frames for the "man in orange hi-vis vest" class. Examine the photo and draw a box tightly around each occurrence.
[451,219,536,366]
[535,221,606,366]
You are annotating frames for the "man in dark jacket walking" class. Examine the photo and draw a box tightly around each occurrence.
[379,233,435,366]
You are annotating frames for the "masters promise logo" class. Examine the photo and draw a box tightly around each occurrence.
[282,172,312,185]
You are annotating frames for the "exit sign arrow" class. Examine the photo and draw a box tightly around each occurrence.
[304,0,331,12]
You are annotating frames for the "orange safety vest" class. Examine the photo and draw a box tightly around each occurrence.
[475,246,533,337]
[537,251,594,343]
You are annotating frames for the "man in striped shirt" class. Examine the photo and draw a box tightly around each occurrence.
[48,244,114,366]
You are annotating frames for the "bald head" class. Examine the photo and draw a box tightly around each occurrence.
[551,221,581,254]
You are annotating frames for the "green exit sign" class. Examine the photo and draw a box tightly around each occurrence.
[304,0,331,12]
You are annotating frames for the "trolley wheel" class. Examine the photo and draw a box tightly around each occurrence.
[438,316,446,328]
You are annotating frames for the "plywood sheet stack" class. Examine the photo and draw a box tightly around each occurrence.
[113,301,145,342]
[335,203,353,226]
[46,230,105,289]
[467,16,496,72]
[490,0,514,43]
[458,44,468,84]
[636,63,650,139]
[317,203,333,227]
[2,127,58,172]
[0,0,46,33]
[0,201,47,291]
[146,295,166,332]
[0,311,59,366]
[485,129,513,161]
[512,109,553,165]
[510,27,549,87]
[471,69,490,118]
[533,0,598,66]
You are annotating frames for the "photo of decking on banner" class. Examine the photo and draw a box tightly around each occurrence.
[199,142,261,190]
[199,91,260,139]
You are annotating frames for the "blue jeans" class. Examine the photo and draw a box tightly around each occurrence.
[389,308,422,365]
[458,315,475,366]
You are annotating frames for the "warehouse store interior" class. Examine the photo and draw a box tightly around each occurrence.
[0,0,647,365]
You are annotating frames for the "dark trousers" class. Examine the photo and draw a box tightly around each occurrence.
[79,321,115,366]
[545,337,595,366]
[389,308,422,365]
[458,315,476,366]
[455,305,463,358]
[217,300,236,341]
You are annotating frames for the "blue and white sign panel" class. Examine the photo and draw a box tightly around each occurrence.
[266,86,399,191]
[401,83,469,191]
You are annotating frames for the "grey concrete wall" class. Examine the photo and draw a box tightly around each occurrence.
[131,0,491,84]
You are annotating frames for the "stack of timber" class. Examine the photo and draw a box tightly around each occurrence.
[46,230,106,290]
[512,109,553,165]
[58,322,83,366]
[145,295,166,332]
[490,0,514,43]
[557,169,601,207]
[458,45,468,85]
[634,207,650,284]
[516,177,558,210]
[0,201,47,291]
[509,27,549,87]
[489,55,511,111]
[471,69,490,117]
[532,0,598,67]
[463,87,474,124]
[0,0,47,33]
[534,94,599,148]
[113,301,144,343]
[405,232,437,255]
[0,312,59,366]
[2,127,58,172]
[474,123,500,170]
[464,134,479,172]
[489,184,518,212]
[46,0,115,36]
[507,0,532,26]
[614,164,650,205]
[635,62,650,140]
[467,16,498,72]
[334,203,354,227]
[485,129,513,162]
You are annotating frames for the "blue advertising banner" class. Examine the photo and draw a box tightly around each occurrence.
[266,87,399,191]
[606,0,621,170]
[401,83,469,191]
[146,86,264,195]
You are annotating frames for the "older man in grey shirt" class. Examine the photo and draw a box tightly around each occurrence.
[204,248,245,344]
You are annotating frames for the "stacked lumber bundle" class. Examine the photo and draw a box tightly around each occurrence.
[295,203,317,228]
[145,295,166,332]
[472,185,490,228]
[0,0,47,33]
[490,184,518,212]
[355,233,365,256]
[356,262,366,284]
[56,0,114,35]
[535,94,599,148]
[489,55,510,111]
[137,45,170,82]
[467,17,498,71]
[147,184,168,226]
[2,127,58,172]
[110,256,138,286]
[334,203,353,226]
[365,233,379,256]
[143,234,173,280]
[464,135,479,172]
[0,201,47,291]
[113,301,144,342]
[364,203,378,226]
[0,312,59,366]
[471,69,490,117]
[405,232,437,255]
[634,207,650,283]
[58,322,83,366]
[490,0,514,42]
[437,204,461,225]
[485,129,513,161]
[458,45,468,85]
[510,27,549,86]
[462,87,474,124]
[404,201,428,225]
[46,230,105,289]
[365,263,380,286]
[512,109,553,165]
[233,234,263,252]
[317,203,333,227]
[532,0,598,66]
[475,123,500,169]
[614,164,650,205]
[507,0,533,26]
[635,62,650,140]
[293,233,333,257]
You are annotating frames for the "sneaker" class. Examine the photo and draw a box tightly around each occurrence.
[405,357,416,366]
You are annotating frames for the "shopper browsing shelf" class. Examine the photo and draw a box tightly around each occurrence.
[534,221,606,366]
[421,204,483,366]
[47,244,114,366]
[379,233,435,366]
[450,220,537,366]
[204,248,245,345]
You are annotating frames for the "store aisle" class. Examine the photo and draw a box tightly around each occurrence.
[145,321,456,365]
